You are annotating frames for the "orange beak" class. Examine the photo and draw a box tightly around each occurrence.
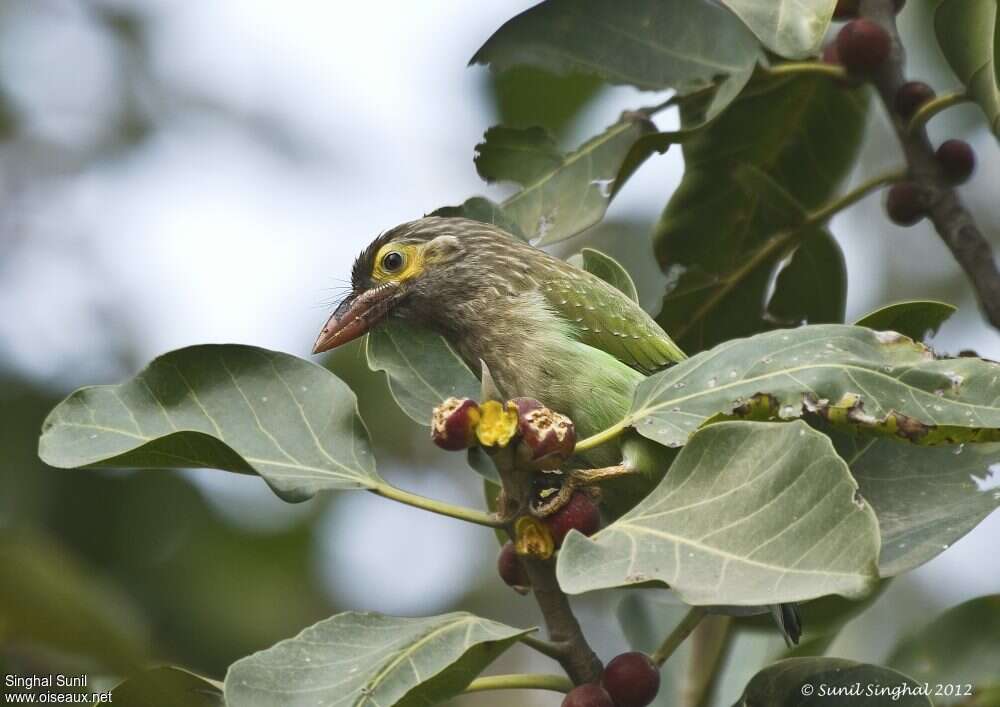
[312,286,397,354]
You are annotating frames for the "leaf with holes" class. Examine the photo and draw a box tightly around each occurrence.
[720,0,836,59]
[443,116,658,245]
[569,247,640,303]
[934,0,1000,137]
[834,427,1000,576]
[557,421,880,604]
[735,657,932,706]
[887,595,1000,704]
[366,320,480,426]
[626,325,1000,449]
[38,345,377,502]
[655,73,868,353]
[224,611,532,707]
[854,300,957,341]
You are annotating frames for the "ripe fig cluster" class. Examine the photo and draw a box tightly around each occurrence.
[820,4,977,227]
[431,396,576,468]
[561,652,661,707]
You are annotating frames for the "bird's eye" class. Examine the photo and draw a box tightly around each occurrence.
[381,251,404,272]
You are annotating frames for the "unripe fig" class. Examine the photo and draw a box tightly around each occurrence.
[497,541,530,594]
[544,492,601,547]
[895,81,935,119]
[836,19,890,74]
[886,182,927,226]
[602,652,661,707]
[431,398,480,451]
[513,397,577,469]
[936,139,975,185]
[561,684,614,707]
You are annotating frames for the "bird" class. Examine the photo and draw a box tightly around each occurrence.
[312,216,801,644]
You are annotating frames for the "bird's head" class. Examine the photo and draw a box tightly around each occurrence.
[313,217,511,354]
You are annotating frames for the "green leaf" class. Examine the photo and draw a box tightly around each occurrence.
[735,657,932,706]
[557,421,880,605]
[38,345,377,502]
[720,0,836,59]
[487,66,603,136]
[887,595,1000,704]
[224,611,532,707]
[768,231,847,326]
[626,324,1000,449]
[453,116,658,245]
[854,300,957,341]
[0,532,148,672]
[934,0,1000,136]
[655,73,869,353]
[474,125,565,186]
[365,320,480,426]
[833,429,1000,576]
[568,247,640,303]
[472,0,763,97]
[103,667,223,707]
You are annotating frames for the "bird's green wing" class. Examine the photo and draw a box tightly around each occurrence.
[541,267,686,373]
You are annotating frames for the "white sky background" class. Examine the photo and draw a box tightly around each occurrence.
[1,0,998,695]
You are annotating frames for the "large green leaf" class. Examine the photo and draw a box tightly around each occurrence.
[720,0,836,59]
[557,421,880,605]
[38,345,377,502]
[655,73,868,353]
[833,429,1000,576]
[441,116,658,245]
[569,247,640,303]
[887,595,1000,704]
[854,300,957,342]
[626,325,1000,449]
[487,66,603,137]
[472,0,763,97]
[365,320,480,426]
[0,532,149,672]
[103,667,223,707]
[224,612,531,707]
[735,658,932,706]
[935,0,1000,137]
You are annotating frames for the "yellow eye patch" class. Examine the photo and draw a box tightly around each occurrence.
[372,243,424,283]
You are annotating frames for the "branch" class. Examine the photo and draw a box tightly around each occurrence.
[860,0,1000,331]
[369,483,502,528]
[463,673,574,695]
[492,447,604,685]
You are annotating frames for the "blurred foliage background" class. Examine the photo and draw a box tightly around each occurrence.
[0,1,997,705]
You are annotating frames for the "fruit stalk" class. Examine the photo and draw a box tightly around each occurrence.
[859,0,1000,331]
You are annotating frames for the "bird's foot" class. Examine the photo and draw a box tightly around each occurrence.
[530,465,635,517]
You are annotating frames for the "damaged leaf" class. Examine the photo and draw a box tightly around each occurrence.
[438,116,658,245]
[569,247,640,303]
[626,324,1000,449]
[557,421,880,604]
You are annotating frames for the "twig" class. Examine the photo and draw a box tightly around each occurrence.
[520,634,571,662]
[860,0,1000,331]
[683,616,735,707]
[906,91,970,136]
[369,483,502,527]
[493,447,604,685]
[651,606,707,667]
[463,673,574,694]
[766,61,848,81]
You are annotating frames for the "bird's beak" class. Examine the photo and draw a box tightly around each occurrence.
[312,285,397,354]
